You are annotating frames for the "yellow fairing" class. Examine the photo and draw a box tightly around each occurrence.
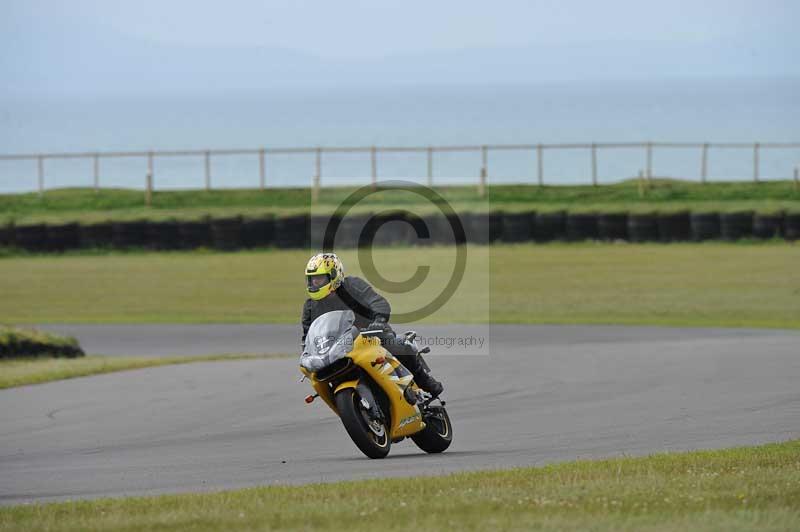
[304,335,425,439]
[347,336,425,439]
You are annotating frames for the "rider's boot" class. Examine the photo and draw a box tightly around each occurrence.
[412,366,444,398]
[388,331,445,398]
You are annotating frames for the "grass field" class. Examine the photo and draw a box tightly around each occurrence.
[0,353,287,390]
[0,243,797,328]
[2,180,798,224]
[1,440,797,531]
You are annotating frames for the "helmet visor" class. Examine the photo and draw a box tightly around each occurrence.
[307,273,331,292]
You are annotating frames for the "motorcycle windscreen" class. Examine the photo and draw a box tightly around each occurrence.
[300,310,359,372]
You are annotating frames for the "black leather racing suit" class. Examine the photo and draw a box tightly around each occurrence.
[301,276,430,384]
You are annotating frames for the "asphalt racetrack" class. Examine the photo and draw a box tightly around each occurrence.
[1,325,799,505]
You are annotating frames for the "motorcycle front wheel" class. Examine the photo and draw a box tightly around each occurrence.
[335,388,391,459]
[411,405,452,453]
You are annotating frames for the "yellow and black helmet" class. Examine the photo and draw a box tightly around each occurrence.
[305,253,344,300]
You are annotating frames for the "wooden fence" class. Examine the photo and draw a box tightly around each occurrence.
[1,142,799,198]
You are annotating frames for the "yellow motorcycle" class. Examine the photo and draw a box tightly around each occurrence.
[299,310,452,459]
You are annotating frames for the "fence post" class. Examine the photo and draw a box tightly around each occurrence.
[370,146,377,189]
[204,150,211,191]
[93,154,100,192]
[646,142,653,183]
[147,151,154,188]
[145,170,153,207]
[312,148,321,204]
[753,142,760,183]
[701,143,708,184]
[536,144,544,186]
[591,143,598,186]
[427,147,433,187]
[479,145,488,198]
[637,170,645,198]
[37,156,44,195]
[259,148,266,190]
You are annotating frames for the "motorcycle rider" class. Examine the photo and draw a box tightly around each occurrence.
[301,252,444,397]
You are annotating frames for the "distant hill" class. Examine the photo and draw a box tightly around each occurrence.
[1,18,796,95]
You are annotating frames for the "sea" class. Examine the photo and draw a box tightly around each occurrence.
[1,78,798,193]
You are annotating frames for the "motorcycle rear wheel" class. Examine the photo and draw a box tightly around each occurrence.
[335,388,391,459]
[411,405,452,453]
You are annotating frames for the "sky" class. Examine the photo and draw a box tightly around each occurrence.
[1,0,798,93]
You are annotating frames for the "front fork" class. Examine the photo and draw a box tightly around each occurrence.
[355,378,386,422]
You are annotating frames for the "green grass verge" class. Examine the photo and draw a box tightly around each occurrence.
[0,326,84,358]
[2,180,798,224]
[0,243,797,328]
[1,440,797,531]
[0,353,288,389]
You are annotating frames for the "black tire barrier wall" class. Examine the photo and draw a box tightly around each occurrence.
[628,214,659,242]
[14,224,48,251]
[242,216,275,248]
[784,213,800,241]
[720,212,754,241]
[690,213,721,241]
[752,214,783,239]
[566,213,599,241]
[361,212,412,247]
[339,213,374,248]
[146,221,181,250]
[500,212,534,243]
[46,223,81,251]
[112,221,149,249]
[658,212,691,242]
[274,214,309,249]
[466,213,492,244]
[598,213,628,241]
[79,222,114,249]
[535,211,567,242]
[419,214,458,246]
[0,224,11,247]
[489,212,504,243]
[178,219,213,249]
[211,217,243,250]
[3,211,799,253]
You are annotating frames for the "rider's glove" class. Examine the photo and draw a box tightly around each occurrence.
[367,315,388,333]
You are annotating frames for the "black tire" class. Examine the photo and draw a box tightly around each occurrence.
[363,212,413,247]
[178,219,212,249]
[466,213,491,244]
[752,213,782,239]
[146,220,181,250]
[112,220,149,249]
[242,216,275,248]
[690,213,721,241]
[720,212,754,241]
[211,217,243,250]
[500,212,534,243]
[535,211,567,242]
[15,224,48,251]
[420,214,452,246]
[566,213,598,241]
[79,222,114,249]
[628,214,659,242]
[411,405,453,454]
[785,213,800,241]
[335,388,391,459]
[46,223,80,251]
[657,212,691,242]
[274,214,310,249]
[598,213,628,241]
[0,223,11,248]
